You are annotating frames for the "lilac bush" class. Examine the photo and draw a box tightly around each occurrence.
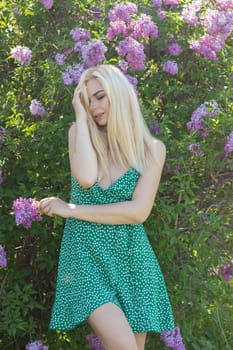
[1,0,233,349]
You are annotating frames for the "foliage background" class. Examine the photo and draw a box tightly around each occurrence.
[0,0,232,349]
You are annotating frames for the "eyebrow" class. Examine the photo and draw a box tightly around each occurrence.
[93,89,104,97]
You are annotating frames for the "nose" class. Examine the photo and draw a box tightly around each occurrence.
[89,99,97,112]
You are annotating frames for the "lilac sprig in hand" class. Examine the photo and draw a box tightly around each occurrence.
[13,197,42,229]
[161,326,186,350]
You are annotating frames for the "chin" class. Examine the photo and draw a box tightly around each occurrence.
[96,120,107,127]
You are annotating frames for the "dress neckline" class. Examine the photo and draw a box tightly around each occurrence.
[97,168,133,191]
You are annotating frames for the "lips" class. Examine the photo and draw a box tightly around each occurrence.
[94,112,104,120]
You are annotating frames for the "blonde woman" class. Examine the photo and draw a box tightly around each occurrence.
[40,65,182,350]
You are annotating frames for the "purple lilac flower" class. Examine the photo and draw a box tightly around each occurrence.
[91,7,103,19]
[0,171,3,184]
[73,42,83,53]
[70,28,90,43]
[211,260,233,283]
[116,37,145,71]
[82,40,107,68]
[203,9,233,40]
[86,333,104,350]
[11,46,32,65]
[126,74,138,91]
[162,60,178,75]
[55,53,66,66]
[222,262,233,282]
[38,0,53,10]
[127,14,159,40]
[12,7,20,15]
[168,42,182,56]
[118,60,128,73]
[0,126,5,146]
[151,121,162,134]
[62,64,85,85]
[161,326,186,350]
[165,165,181,175]
[164,0,181,5]
[13,198,42,230]
[187,143,204,156]
[106,21,126,41]
[210,266,220,276]
[181,0,202,25]
[157,10,167,19]
[190,34,225,60]
[224,131,233,153]
[30,99,45,117]
[216,0,233,11]
[108,2,138,22]
[187,101,219,137]
[152,0,162,9]
[0,245,7,268]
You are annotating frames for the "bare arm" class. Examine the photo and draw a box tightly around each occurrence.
[39,139,166,224]
[69,88,98,187]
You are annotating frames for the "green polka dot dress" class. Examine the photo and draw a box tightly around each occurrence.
[49,168,175,333]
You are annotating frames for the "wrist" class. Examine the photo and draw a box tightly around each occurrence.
[68,203,77,218]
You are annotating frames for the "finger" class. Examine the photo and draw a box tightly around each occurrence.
[39,199,48,211]
[39,199,51,213]
[41,205,53,217]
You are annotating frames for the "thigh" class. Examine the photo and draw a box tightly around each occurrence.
[134,332,147,350]
[87,302,138,350]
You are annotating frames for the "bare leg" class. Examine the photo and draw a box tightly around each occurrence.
[134,332,147,350]
[87,302,138,350]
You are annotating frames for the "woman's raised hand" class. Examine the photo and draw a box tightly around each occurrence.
[72,87,87,121]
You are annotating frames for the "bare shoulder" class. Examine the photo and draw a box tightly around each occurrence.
[150,137,166,168]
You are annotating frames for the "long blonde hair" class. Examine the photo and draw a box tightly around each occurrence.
[77,64,155,176]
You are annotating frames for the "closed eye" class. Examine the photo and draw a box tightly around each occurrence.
[97,95,105,100]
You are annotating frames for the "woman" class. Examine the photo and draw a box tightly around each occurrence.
[39,64,178,350]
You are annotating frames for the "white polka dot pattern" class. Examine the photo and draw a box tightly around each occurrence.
[49,168,175,333]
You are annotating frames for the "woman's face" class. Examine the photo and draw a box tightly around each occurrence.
[86,78,110,127]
